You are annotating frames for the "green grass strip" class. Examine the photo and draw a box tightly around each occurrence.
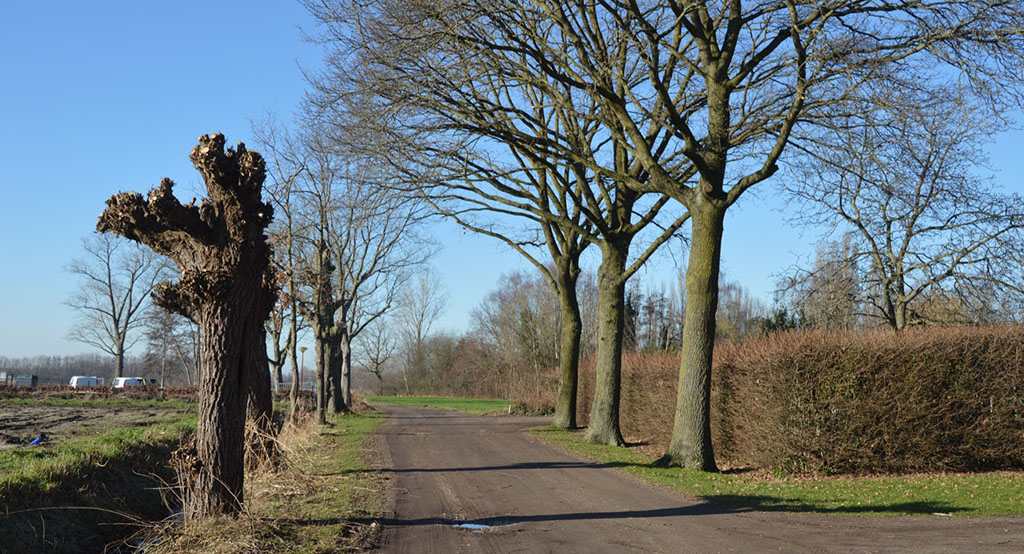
[532,426,1024,517]
[0,412,196,554]
[0,415,195,495]
[366,395,512,415]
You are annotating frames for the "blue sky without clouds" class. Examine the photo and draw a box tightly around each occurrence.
[1,2,1021,358]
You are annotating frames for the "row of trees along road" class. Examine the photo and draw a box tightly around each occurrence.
[307,0,1024,470]
[254,116,433,424]
[53,0,1024,521]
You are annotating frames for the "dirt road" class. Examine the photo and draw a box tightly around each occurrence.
[369,405,1023,553]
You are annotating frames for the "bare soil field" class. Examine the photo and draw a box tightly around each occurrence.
[0,400,193,449]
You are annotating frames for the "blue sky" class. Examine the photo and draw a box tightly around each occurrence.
[1,2,1021,359]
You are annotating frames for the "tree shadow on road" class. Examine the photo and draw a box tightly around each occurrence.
[353,498,966,528]
[697,496,968,516]
[320,459,646,476]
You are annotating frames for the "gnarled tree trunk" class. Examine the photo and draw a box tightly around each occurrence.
[97,133,277,518]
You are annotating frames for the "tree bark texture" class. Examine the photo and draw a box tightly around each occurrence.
[97,133,277,518]
[552,265,582,429]
[894,302,909,331]
[315,337,332,424]
[327,332,347,414]
[273,363,283,394]
[114,347,125,380]
[583,239,629,446]
[246,326,274,428]
[340,331,352,409]
[664,197,723,471]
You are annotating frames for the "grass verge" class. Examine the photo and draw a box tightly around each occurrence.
[151,410,386,553]
[1,413,196,554]
[367,395,512,415]
[533,426,1024,517]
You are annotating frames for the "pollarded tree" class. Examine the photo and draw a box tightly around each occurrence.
[66,233,168,380]
[97,133,277,518]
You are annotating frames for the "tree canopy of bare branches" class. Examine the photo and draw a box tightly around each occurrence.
[307,0,1024,469]
[786,90,1024,329]
[305,0,691,439]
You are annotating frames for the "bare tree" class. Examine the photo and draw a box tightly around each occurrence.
[787,91,1024,330]
[395,269,449,392]
[331,162,432,410]
[356,318,394,395]
[779,234,863,330]
[259,116,429,420]
[144,306,198,386]
[255,116,308,421]
[97,133,277,518]
[259,119,347,423]
[66,233,167,380]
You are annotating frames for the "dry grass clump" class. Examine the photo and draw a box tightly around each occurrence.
[144,408,382,553]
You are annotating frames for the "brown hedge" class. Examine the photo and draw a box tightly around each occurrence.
[567,325,1024,475]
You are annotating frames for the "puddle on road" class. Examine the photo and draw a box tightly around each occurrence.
[452,520,514,533]
[453,523,491,533]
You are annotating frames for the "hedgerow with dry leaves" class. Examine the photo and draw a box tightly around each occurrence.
[569,325,1024,475]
